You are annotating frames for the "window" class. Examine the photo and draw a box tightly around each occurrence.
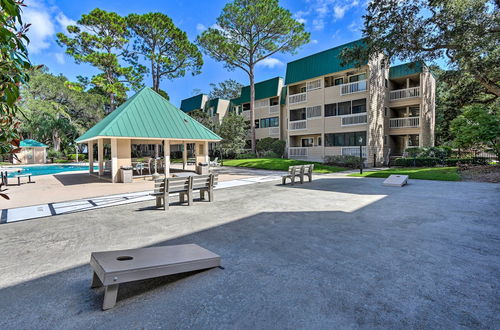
[325,131,366,147]
[324,76,334,88]
[300,86,306,93]
[337,101,351,116]
[325,76,344,87]
[260,117,279,128]
[410,106,420,117]
[325,103,337,117]
[290,108,306,121]
[351,99,366,114]
[306,105,322,118]
[270,97,279,106]
[255,119,259,128]
[408,134,419,147]
[349,73,366,82]
[334,78,343,86]
[317,137,322,146]
[301,138,314,147]
[243,103,250,111]
[384,107,388,117]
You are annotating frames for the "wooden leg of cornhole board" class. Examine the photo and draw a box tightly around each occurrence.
[91,272,103,288]
[103,284,119,310]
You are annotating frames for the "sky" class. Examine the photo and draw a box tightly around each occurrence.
[22,0,369,106]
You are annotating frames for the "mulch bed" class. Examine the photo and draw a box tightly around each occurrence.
[459,164,500,183]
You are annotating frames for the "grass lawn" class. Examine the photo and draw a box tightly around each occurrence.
[222,158,345,173]
[349,167,460,181]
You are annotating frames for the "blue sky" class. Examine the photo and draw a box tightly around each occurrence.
[23,0,368,106]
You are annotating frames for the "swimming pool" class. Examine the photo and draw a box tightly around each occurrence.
[6,165,98,177]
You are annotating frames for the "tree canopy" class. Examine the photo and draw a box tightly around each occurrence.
[341,0,500,98]
[127,13,203,92]
[208,79,243,100]
[57,8,146,112]
[197,0,310,152]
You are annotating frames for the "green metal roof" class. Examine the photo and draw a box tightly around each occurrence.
[389,61,424,79]
[206,98,220,109]
[279,86,287,105]
[180,93,205,113]
[285,39,366,85]
[231,77,281,105]
[76,87,221,142]
[20,139,48,148]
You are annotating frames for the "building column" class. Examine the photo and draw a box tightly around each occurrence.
[182,143,187,170]
[98,138,104,176]
[111,138,119,183]
[88,141,94,175]
[203,141,209,163]
[195,142,201,165]
[164,140,170,177]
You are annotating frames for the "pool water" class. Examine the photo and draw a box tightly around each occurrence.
[6,165,98,177]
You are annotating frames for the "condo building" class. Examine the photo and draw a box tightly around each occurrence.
[179,39,435,165]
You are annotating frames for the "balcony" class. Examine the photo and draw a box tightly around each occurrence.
[340,80,367,96]
[288,147,308,159]
[390,87,420,101]
[341,146,367,158]
[341,113,367,126]
[389,117,420,128]
[288,92,307,105]
[289,119,307,131]
[269,127,280,136]
[269,105,280,114]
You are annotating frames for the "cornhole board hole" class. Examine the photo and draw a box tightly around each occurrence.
[383,174,409,187]
[90,244,221,310]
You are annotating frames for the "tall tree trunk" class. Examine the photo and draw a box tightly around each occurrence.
[110,93,115,112]
[53,131,60,152]
[249,65,256,153]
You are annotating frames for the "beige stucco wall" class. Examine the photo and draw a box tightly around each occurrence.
[111,138,132,183]
[14,147,47,164]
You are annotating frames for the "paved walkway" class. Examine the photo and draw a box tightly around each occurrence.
[0,167,285,223]
[0,176,498,329]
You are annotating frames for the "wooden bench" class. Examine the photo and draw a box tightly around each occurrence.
[14,173,33,186]
[90,244,221,310]
[282,165,303,185]
[302,164,314,182]
[192,174,218,202]
[150,177,191,210]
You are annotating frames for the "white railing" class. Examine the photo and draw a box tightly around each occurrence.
[306,79,321,91]
[390,117,420,128]
[289,119,307,130]
[390,87,420,100]
[269,127,280,136]
[306,105,322,118]
[340,80,367,95]
[341,113,367,126]
[269,105,280,114]
[254,99,269,108]
[342,146,367,158]
[289,147,308,158]
[288,92,307,105]
[242,110,250,119]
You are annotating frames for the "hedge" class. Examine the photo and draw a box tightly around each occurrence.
[324,155,363,168]
[394,157,489,167]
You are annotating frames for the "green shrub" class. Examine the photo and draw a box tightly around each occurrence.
[263,151,279,158]
[256,137,278,155]
[271,140,286,157]
[324,155,363,168]
[236,153,257,159]
[445,157,489,166]
[67,153,87,161]
[47,149,63,160]
[395,157,440,167]
[404,146,452,159]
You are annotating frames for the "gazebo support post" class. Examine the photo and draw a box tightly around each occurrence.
[203,141,209,163]
[163,139,170,177]
[88,142,94,175]
[98,138,104,176]
[182,143,187,170]
[111,139,118,183]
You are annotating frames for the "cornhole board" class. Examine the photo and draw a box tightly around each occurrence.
[90,244,221,310]
[383,174,409,187]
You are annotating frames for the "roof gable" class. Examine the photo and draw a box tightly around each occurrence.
[20,139,48,147]
[180,93,206,112]
[232,77,282,105]
[285,39,366,85]
[76,88,221,142]
[389,61,424,79]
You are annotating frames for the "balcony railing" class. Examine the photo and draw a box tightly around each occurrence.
[341,146,367,158]
[390,117,420,128]
[341,113,367,126]
[288,92,307,105]
[269,105,280,114]
[340,80,367,96]
[289,119,307,130]
[289,147,308,158]
[269,127,280,136]
[390,87,420,100]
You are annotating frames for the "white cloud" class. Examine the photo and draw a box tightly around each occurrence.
[296,0,363,31]
[310,39,319,44]
[23,1,55,53]
[312,18,324,31]
[56,13,76,32]
[54,53,65,64]
[333,5,347,19]
[196,23,206,32]
[296,18,307,24]
[257,57,284,69]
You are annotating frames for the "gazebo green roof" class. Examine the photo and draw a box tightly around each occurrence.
[20,139,48,148]
[76,88,221,143]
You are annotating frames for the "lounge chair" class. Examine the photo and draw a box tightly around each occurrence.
[209,157,220,167]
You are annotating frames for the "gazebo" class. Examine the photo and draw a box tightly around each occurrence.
[76,87,221,183]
